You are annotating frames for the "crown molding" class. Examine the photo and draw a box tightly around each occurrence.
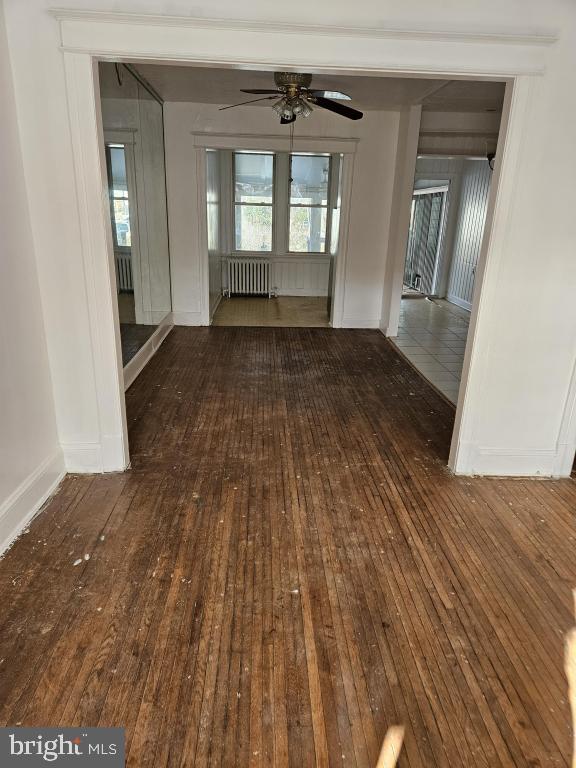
[49,10,558,47]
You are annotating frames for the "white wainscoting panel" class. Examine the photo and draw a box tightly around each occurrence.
[271,257,331,296]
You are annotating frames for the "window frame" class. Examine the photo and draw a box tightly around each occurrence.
[232,150,276,254]
[287,153,333,255]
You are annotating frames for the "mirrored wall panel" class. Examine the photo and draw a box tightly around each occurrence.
[99,63,172,367]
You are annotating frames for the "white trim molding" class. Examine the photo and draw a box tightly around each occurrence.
[454,444,568,478]
[380,105,422,337]
[553,353,576,476]
[52,11,556,77]
[123,313,174,391]
[446,294,472,312]
[63,53,129,472]
[50,11,558,46]
[0,451,66,557]
[172,310,205,326]
[191,132,358,155]
[342,315,381,329]
[53,10,575,480]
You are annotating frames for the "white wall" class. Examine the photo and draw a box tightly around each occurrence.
[2,0,576,477]
[446,160,492,309]
[0,0,63,552]
[164,101,400,328]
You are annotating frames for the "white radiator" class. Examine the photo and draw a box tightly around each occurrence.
[115,251,133,292]
[226,257,271,297]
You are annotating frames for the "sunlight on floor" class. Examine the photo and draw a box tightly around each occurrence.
[212,296,330,327]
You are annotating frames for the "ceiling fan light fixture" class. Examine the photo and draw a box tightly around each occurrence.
[230,73,363,123]
[291,97,313,118]
[272,98,294,120]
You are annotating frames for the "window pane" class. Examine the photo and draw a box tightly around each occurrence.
[289,206,327,252]
[107,145,132,247]
[290,155,329,205]
[234,153,274,204]
[113,199,131,246]
[235,205,273,251]
[109,146,127,191]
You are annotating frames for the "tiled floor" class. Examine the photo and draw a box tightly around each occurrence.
[391,297,470,404]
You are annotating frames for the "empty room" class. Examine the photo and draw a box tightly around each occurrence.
[1,2,576,767]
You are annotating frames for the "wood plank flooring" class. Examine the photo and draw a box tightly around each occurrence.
[0,327,574,767]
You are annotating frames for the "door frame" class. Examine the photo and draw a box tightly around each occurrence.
[54,10,568,475]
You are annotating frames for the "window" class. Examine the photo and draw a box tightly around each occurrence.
[229,150,336,255]
[289,154,330,253]
[106,144,132,248]
[234,152,274,251]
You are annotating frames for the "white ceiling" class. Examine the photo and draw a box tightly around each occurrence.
[123,64,505,113]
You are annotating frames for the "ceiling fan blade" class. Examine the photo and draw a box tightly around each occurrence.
[312,96,363,120]
[240,89,280,94]
[309,90,352,101]
[280,115,296,125]
[219,96,276,111]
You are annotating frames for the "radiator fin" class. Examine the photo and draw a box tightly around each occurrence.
[115,252,133,292]
[227,258,271,297]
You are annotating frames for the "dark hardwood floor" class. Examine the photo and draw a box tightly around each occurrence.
[0,327,574,767]
[120,322,157,366]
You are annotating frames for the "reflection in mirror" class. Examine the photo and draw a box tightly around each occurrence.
[99,63,172,369]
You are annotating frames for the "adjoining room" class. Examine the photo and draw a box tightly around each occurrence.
[206,147,337,328]
[389,83,504,403]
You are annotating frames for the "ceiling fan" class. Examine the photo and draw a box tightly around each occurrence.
[219,72,363,124]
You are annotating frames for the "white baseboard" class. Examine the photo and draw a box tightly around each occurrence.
[62,436,129,473]
[341,315,381,329]
[553,441,576,477]
[172,310,205,326]
[209,293,222,322]
[274,289,329,297]
[0,450,65,557]
[123,315,174,391]
[446,294,472,312]
[452,442,569,477]
[62,441,103,473]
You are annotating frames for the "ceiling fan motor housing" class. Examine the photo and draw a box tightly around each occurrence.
[274,72,313,92]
